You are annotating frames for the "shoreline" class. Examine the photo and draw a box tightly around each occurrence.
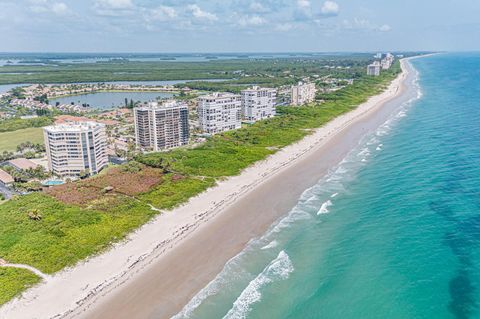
[0,59,418,319]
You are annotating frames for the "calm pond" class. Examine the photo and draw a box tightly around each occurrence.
[49,91,175,109]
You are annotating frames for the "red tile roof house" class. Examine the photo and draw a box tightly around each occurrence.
[0,169,14,186]
[96,119,120,127]
[54,115,90,124]
[7,158,39,171]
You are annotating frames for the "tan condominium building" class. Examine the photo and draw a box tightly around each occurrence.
[43,121,107,177]
[241,86,277,122]
[134,101,189,151]
[198,92,242,134]
[367,61,382,76]
[291,82,316,106]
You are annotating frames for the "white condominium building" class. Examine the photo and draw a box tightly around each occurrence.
[367,61,381,76]
[134,101,189,151]
[240,86,277,122]
[43,121,107,177]
[381,53,395,70]
[291,82,316,106]
[198,92,242,134]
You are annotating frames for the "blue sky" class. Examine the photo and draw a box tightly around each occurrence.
[0,0,479,52]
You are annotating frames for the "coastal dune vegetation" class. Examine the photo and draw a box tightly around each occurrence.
[0,61,400,305]
[0,268,40,305]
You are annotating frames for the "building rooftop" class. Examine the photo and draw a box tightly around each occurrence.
[44,121,105,133]
[96,119,120,126]
[198,92,240,100]
[135,100,188,111]
[54,115,90,124]
[241,86,276,92]
[0,169,14,184]
[293,81,314,87]
[8,158,39,170]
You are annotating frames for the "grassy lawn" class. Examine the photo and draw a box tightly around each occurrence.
[0,61,401,306]
[0,268,40,305]
[0,127,44,152]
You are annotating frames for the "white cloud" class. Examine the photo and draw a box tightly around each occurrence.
[93,0,135,16]
[94,0,134,10]
[29,0,69,15]
[150,5,177,21]
[297,0,310,9]
[320,1,339,17]
[238,15,266,27]
[275,23,295,32]
[378,24,392,32]
[342,18,391,33]
[51,2,68,15]
[187,4,218,22]
[249,2,269,13]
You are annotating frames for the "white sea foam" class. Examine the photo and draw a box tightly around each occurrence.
[261,240,278,250]
[269,208,311,235]
[331,192,339,198]
[171,247,252,318]
[223,251,293,319]
[317,200,333,215]
[366,137,380,145]
[335,166,348,174]
[376,125,391,136]
[357,147,370,157]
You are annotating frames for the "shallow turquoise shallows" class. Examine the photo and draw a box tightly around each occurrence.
[174,53,480,319]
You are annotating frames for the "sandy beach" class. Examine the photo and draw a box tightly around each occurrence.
[0,59,418,319]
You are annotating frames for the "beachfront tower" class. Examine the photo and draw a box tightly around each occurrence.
[198,92,242,134]
[43,121,108,177]
[291,82,316,106]
[240,86,277,122]
[367,61,382,76]
[134,101,190,151]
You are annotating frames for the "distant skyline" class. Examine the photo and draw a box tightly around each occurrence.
[1,0,479,52]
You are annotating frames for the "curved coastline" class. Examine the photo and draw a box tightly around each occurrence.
[0,58,421,319]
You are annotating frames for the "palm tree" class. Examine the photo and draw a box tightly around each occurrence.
[28,209,42,221]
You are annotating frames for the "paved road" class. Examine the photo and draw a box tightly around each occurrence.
[0,183,15,199]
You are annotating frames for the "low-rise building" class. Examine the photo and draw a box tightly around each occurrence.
[241,86,277,122]
[134,101,190,151]
[7,158,39,171]
[291,82,316,106]
[367,61,381,76]
[198,92,242,134]
[0,169,14,186]
[43,121,108,177]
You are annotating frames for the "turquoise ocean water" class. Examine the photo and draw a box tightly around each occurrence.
[173,54,480,319]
